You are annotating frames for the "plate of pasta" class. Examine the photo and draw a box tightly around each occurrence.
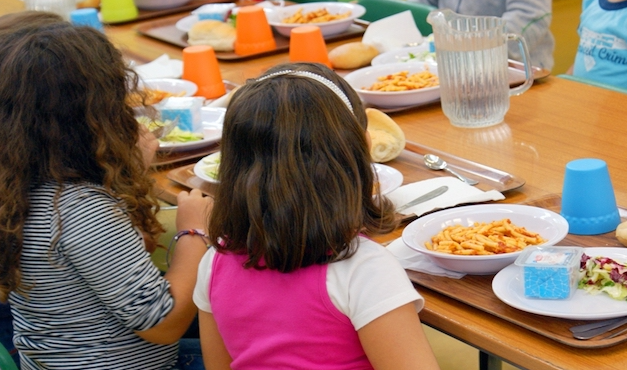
[266,2,366,37]
[342,62,440,109]
[401,204,569,275]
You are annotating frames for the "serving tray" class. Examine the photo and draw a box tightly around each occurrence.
[406,194,627,349]
[103,0,231,25]
[135,15,367,61]
[165,140,524,198]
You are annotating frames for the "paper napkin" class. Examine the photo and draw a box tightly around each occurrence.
[386,177,505,217]
[386,237,466,278]
[135,54,183,80]
[362,11,423,53]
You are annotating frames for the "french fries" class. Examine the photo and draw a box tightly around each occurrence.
[282,7,351,24]
[364,70,439,92]
[127,88,186,107]
[425,218,546,255]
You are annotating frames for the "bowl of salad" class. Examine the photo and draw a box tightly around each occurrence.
[370,45,435,66]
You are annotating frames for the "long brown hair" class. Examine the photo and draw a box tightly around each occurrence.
[0,13,163,302]
[207,63,397,273]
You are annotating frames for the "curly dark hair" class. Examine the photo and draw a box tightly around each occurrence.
[207,62,398,273]
[0,12,164,302]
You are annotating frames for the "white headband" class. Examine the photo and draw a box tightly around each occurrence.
[255,70,354,114]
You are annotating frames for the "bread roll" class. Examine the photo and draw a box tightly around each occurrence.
[366,108,405,163]
[329,42,379,70]
[616,221,627,246]
[187,20,236,52]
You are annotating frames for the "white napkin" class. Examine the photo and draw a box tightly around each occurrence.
[135,54,183,80]
[386,237,466,278]
[387,177,505,217]
[362,11,423,53]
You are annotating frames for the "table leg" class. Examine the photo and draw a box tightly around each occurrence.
[479,351,503,370]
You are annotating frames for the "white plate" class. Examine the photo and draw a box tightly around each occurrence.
[493,247,627,320]
[266,2,365,37]
[176,6,273,33]
[159,107,225,152]
[343,62,440,109]
[194,151,221,183]
[175,14,199,33]
[192,155,405,187]
[140,78,197,98]
[373,163,403,195]
[401,204,569,275]
[370,45,433,66]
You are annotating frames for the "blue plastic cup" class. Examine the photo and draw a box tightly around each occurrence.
[560,158,621,235]
[70,8,104,32]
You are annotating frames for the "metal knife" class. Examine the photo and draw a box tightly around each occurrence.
[396,185,449,213]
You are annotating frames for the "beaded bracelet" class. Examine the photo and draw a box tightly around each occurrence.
[166,229,209,268]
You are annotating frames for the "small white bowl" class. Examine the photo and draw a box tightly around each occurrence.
[401,204,569,275]
[265,2,365,37]
[134,0,190,10]
[343,62,440,109]
[139,78,198,98]
[370,45,434,66]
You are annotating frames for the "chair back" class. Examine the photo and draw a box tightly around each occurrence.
[357,0,435,36]
[0,342,18,370]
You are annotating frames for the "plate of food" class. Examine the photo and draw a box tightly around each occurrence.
[401,204,569,275]
[155,107,225,152]
[343,62,440,109]
[373,163,403,195]
[370,44,434,66]
[493,247,627,320]
[265,2,366,37]
[194,151,221,183]
[193,154,404,188]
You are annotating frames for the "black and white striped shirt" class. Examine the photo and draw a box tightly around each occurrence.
[10,183,178,369]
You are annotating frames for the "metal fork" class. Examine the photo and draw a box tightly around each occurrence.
[570,316,627,340]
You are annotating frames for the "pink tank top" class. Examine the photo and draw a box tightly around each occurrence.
[209,252,374,370]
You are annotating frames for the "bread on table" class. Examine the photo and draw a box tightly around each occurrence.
[366,108,406,163]
[616,221,627,246]
[187,20,236,52]
[329,42,379,70]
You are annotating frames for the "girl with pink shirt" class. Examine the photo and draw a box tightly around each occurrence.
[192,62,440,370]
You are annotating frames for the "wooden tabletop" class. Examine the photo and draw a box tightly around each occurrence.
[4,3,627,368]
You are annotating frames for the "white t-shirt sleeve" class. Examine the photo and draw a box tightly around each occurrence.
[193,247,217,313]
[327,237,424,330]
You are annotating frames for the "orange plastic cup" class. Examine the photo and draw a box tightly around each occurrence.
[182,45,226,99]
[234,6,276,56]
[289,26,332,68]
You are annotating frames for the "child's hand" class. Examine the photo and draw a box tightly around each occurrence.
[176,188,213,232]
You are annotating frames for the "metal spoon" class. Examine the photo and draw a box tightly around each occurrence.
[423,154,479,185]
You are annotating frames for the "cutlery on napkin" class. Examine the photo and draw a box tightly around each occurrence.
[135,54,183,80]
[386,177,505,217]
[386,237,466,278]
[362,11,424,53]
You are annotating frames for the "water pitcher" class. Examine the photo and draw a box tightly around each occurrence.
[427,9,534,128]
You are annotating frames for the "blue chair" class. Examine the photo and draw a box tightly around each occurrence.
[357,0,436,36]
[557,74,627,94]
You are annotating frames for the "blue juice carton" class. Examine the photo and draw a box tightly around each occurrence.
[158,97,204,133]
[514,246,584,300]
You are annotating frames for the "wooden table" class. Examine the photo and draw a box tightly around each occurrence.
[6,5,627,368]
[125,21,626,369]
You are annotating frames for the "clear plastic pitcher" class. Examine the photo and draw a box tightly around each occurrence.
[427,9,534,128]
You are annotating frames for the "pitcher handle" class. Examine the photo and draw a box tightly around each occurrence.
[507,33,534,96]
